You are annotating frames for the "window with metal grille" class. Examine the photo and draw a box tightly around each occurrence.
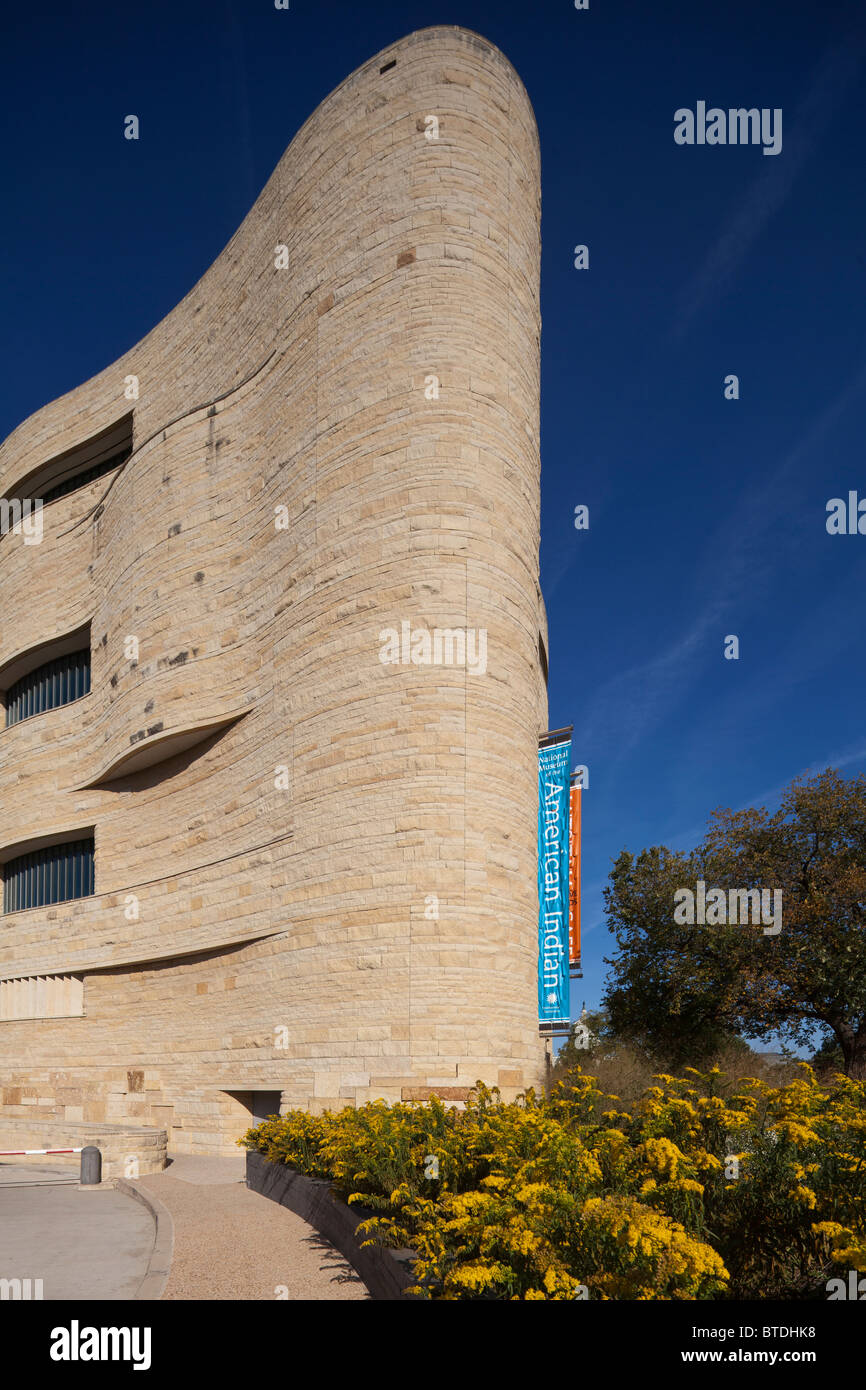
[2,838,95,913]
[40,449,130,505]
[4,649,91,727]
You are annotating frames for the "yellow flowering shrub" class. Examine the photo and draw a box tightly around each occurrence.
[578,1195,728,1300]
[239,1065,866,1300]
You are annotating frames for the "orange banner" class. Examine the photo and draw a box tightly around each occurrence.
[569,783,581,968]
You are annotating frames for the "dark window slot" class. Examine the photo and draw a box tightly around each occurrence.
[40,449,130,505]
[3,838,95,913]
[5,648,91,727]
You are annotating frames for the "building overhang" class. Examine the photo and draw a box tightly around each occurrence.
[69,711,248,789]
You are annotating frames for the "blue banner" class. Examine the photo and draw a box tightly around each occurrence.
[537,740,571,1024]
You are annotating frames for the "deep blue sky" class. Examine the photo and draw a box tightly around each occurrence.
[2,0,865,1031]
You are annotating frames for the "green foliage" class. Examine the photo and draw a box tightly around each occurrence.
[602,769,866,1078]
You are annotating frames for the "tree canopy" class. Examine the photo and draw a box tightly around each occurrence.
[602,769,866,1078]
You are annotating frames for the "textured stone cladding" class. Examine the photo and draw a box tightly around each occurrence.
[0,26,549,1154]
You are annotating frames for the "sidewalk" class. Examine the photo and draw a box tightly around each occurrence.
[0,1165,155,1300]
[135,1154,370,1300]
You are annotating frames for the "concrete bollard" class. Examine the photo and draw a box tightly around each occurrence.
[80,1146,102,1186]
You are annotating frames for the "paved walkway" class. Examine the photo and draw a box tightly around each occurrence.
[0,1154,369,1301]
[0,1165,154,1300]
[0,1161,78,1188]
[136,1154,370,1300]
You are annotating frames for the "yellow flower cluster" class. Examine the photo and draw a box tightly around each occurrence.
[812,1222,866,1272]
[580,1195,728,1300]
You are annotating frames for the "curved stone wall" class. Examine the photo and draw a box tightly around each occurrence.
[0,25,548,1152]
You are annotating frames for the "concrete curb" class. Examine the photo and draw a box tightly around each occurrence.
[113,1177,174,1300]
[245,1150,419,1300]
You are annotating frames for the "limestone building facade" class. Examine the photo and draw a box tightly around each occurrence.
[0,26,549,1155]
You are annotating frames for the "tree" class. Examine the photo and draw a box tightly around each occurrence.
[602,769,866,1078]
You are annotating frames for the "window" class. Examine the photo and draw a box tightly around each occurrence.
[538,634,549,686]
[5,649,90,727]
[2,838,95,913]
[2,414,132,519]
[40,450,130,505]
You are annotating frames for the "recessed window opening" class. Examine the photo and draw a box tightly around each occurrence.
[2,837,95,914]
[41,450,130,505]
[4,414,133,513]
[0,622,91,727]
[538,634,549,686]
[5,649,90,727]
[380,58,397,73]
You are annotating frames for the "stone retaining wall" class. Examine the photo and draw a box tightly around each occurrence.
[0,1120,166,1178]
[246,1149,417,1300]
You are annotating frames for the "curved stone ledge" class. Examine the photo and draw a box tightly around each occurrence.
[0,927,282,987]
[0,883,286,978]
[245,1149,418,1300]
[70,710,249,789]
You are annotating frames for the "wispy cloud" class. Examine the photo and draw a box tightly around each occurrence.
[671,34,865,342]
[665,737,866,855]
[735,737,866,818]
[577,354,866,763]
